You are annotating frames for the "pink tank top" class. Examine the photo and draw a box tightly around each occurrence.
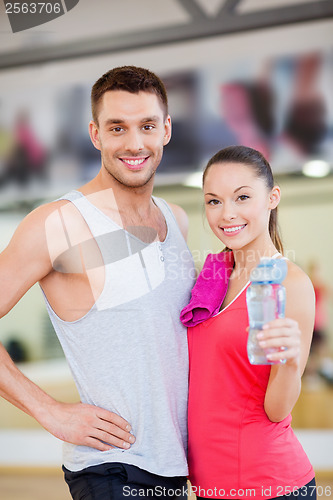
[187,283,314,499]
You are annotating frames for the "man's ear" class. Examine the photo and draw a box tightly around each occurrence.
[269,185,281,209]
[163,115,172,146]
[89,121,101,151]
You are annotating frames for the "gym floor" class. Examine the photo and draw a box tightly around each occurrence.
[1,381,332,499]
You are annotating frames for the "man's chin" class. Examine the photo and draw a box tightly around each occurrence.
[116,171,156,190]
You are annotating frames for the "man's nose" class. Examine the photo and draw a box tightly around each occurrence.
[124,130,144,152]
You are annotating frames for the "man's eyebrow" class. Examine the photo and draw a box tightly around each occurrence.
[103,115,162,126]
[141,115,161,123]
[103,118,124,126]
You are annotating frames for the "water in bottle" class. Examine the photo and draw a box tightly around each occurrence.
[246,257,287,365]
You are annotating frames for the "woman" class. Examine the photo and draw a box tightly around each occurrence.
[184,146,316,499]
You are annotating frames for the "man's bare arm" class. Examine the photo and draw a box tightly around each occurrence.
[0,203,135,451]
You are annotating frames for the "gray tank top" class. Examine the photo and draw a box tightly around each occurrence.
[42,190,195,475]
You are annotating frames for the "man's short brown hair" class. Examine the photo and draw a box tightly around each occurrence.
[91,66,168,124]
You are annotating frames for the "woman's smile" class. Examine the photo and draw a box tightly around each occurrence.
[221,224,247,236]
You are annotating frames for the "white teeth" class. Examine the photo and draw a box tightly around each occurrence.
[223,225,245,233]
[125,158,145,166]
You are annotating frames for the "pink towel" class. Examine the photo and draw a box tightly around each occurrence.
[180,251,234,327]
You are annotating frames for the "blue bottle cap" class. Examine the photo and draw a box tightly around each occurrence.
[250,257,287,284]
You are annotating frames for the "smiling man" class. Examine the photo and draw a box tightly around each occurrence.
[0,66,195,499]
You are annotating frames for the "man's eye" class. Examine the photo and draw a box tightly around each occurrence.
[143,125,154,131]
[111,127,124,133]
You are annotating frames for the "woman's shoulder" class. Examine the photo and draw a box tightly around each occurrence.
[283,259,315,304]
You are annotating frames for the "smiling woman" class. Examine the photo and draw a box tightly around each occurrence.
[184,145,316,500]
[204,164,279,252]
[203,146,283,255]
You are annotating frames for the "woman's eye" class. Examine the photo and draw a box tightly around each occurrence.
[207,199,220,206]
[238,195,249,201]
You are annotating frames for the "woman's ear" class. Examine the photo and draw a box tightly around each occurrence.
[269,185,281,209]
[89,121,101,151]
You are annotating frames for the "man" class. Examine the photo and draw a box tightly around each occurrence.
[0,66,195,498]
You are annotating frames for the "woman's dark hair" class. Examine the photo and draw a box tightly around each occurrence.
[203,145,283,254]
[91,66,168,125]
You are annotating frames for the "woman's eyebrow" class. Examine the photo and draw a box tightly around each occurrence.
[234,185,254,193]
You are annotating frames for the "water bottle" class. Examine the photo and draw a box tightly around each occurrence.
[246,257,288,365]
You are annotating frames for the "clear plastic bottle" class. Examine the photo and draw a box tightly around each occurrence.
[246,257,288,365]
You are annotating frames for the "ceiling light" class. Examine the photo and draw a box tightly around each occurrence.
[302,160,331,178]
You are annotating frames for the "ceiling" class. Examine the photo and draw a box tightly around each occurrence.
[0,0,333,69]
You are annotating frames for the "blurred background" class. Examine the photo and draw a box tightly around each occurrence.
[0,0,333,498]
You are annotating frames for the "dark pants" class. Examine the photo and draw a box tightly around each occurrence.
[196,477,316,500]
[63,462,188,499]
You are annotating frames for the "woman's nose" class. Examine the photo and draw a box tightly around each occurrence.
[221,202,237,221]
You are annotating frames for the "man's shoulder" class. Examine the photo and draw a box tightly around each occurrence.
[21,198,69,230]
[163,201,189,241]
[18,195,89,251]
